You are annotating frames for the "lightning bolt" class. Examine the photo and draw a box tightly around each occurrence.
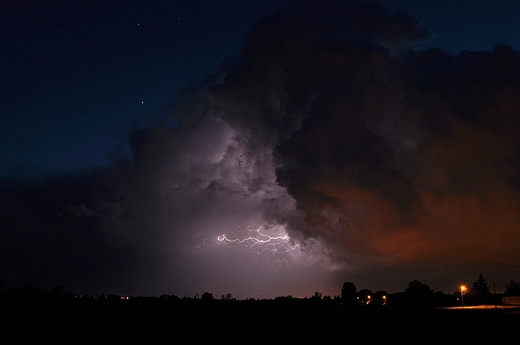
[206,226,300,255]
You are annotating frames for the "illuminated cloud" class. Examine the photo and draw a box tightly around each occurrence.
[208,1,520,289]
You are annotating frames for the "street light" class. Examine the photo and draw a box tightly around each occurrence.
[460,285,467,308]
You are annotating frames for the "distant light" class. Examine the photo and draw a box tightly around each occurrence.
[460,285,467,308]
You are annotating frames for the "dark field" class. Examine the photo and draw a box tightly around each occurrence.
[3,297,519,341]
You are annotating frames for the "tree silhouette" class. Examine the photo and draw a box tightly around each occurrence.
[470,273,490,304]
[221,293,234,300]
[311,291,323,300]
[403,280,433,307]
[341,281,357,306]
[405,280,432,294]
[505,280,520,296]
[357,289,373,305]
[373,290,388,305]
[50,285,64,297]
[201,292,214,301]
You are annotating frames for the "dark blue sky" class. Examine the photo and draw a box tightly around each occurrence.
[1,0,291,176]
[2,0,519,178]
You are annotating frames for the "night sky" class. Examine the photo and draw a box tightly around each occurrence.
[2,0,520,298]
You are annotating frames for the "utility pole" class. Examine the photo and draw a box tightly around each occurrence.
[460,285,466,309]
[493,282,496,309]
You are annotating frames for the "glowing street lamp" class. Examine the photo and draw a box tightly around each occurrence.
[460,285,467,308]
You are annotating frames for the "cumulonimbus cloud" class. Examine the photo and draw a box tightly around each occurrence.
[209,1,520,272]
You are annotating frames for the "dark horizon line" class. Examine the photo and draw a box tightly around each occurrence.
[1,281,515,301]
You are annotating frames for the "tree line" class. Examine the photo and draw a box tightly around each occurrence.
[341,274,520,308]
[2,273,520,308]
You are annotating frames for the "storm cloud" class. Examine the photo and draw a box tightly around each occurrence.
[2,0,520,296]
[210,0,520,286]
